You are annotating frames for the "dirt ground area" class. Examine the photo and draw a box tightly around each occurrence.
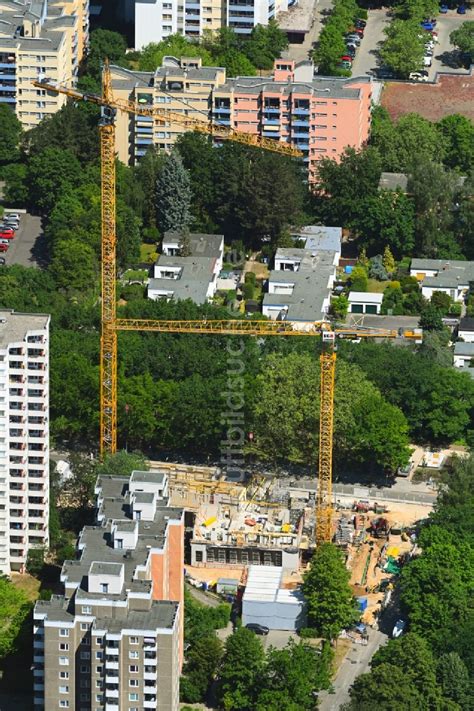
[382,73,474,122]
[186,564,245,584]
[10,572,40,601]
[243,258,270,280]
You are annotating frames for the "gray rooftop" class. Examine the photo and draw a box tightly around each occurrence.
[0,0,77,51]
[216,75,364,99]
[379,172,409,192]
[134,491,155,504]
[149,256,217,304]
[410,259,474,288]
[89,561,123,577]
[454,342,474,356]
[292,225,342,253]
[130,470,166,485]
[0,310,49,349]
[264,250,335,322]
[163,232,223,259]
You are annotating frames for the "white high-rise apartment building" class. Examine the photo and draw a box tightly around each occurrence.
[0,310,50,574]
[134,0,288,48]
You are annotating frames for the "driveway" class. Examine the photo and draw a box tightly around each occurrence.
[318,628,388,710]
[285,0,335,64]
[2,213,44,267]
[429,10,472,79]
[351,9,391,77]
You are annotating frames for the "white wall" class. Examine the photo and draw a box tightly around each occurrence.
[135,0,178,48]
[421,285,467,303]
[458,330,474,343]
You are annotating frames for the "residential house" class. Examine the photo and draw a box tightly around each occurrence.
[457,317,474,343]
[291,225,342,262]
[148,232,224,304]
[410,259,474,303]
[454,342,474,368]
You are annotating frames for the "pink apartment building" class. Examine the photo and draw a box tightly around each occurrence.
[212,59,373,182]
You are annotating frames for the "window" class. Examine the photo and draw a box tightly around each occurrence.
[59,643,69,651]
[59,656,69,666]
[129,637,138,644]
[100,583,108,594]
[80,680,90,688]
[80,665,90,673]
[95,637,103,645]
[95,651,103,660]
[80,693,90,701]
[80,651,90,660]
[95,696,103,704]
[81,606,92,614]
[96,666,103,674]
[59,686,69,693]
[129,679,139,687]
[82,637,90,646]
[129,651,139,659]
[59,672,69,680]
[96,680,103,688]
[195,550,203,562]
[129,665,138,673]
[59,629,69,637]
[129,693,139,701]
[80,623,89,631]
[59,702,69,709]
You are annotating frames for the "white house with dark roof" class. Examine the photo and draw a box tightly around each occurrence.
[457,317,474,343]
[148,232,224,305]
[454,342,474,368]
[410,259,474,303]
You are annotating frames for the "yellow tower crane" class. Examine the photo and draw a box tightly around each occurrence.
[35,65,420,544]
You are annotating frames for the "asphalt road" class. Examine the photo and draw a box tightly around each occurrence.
[286,0,335,64]
[318,628,388,710]
[350,9,391,77]
[2,212,44,267]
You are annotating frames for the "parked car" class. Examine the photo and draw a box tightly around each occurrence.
[409,71,429,81]
[355,19,367,27]
[392,619,406,638]
[423,56,432,66]
[439,4,448,11]
[340,55,353,62]
[346,47,356,58]
[421,20,436,30]
[5,213,20,221]
[457,4,466,12]
[346,43,358,53]
[346,35,361,45]
[0,257,5,265]
[0,243,9,253]
[0,229,14,239]
[338,60,352,69]
[3,220,19,230]
[245,623,270,635]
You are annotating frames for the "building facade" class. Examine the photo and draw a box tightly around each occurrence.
[0,0,89,129]
[410,258,474,303]
[134,0,288,49]
[33,469,184,711]
[111,58,373,182]
[0,310,50,574]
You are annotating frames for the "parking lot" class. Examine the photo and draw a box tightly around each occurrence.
[1,212,43,267]
[429,10,471,79]
[350,9,391,77]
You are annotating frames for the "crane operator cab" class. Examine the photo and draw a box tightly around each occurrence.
[321,329,336,351]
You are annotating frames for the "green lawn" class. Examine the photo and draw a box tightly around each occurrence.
[366,278,389,293]
[140,243,158,263]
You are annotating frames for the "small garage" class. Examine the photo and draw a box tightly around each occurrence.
[348,291,383,315]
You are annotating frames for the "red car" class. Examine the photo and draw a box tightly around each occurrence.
[0,243,9,252]
[340,55,353,62]
[0,231,14,239]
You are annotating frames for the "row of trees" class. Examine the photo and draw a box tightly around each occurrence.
[313,0,365,75]
[345,455,474,710]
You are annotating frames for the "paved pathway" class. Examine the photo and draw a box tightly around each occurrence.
[350,9,391,77]
[3,213,44,268]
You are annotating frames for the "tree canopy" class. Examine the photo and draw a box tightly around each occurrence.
[0,105,22,164]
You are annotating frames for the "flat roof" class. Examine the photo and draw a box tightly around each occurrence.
[348,291,383,303]
[162,232,223,259]
[459,317,474,332]
[0,310,49,349]
[130,470,166,485]
[89,562,123,577]
[454,342,474,355]
[243,565,304,605]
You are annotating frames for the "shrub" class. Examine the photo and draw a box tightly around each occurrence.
[242,282,255,300]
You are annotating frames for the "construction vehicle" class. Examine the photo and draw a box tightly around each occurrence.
[36,65,422,545]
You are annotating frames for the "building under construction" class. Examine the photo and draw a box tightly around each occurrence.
[149,462,316,571]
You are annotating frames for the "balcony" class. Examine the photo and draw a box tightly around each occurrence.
[144,698,157,708]
[33,683,44,692]
[33,654,44,663]
[105,659,119,670]
[144,684,157,695]
[262,107,280,114]
[105,704,119,711]
[292,119,310,127]
[293,106,310,115]
[105,688,119,698]
[144,653,157,662]
[105,646,119,655]
[262,131,280,138]
[144,670,157,681]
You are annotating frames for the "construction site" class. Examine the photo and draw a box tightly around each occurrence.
[152,460,432,630]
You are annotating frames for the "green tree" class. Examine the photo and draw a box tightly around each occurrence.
[244,20,289,70]
[383,246,396,276]
[251,353,410,470]
[430,291,452,314]
[331,294,349,320]
[135,147,164,228]
[50,239,98,292]
[450,21,474,61]
[27,148,83,214]
[61,452,98,510]
[303,543,358,639]
[155,150,192,233]
[138,34,214,71]
[419,303,444,331]
[437,114,474,173]
[96,450,149,478]
[86,28,128,80]
[0,104,22,163]
[346,664,428,710]
[218,627,265,710]
[175,132,219,232]
[350,265,368,292]
[256,640,333,711]
[0,576,31,662]
[181,635,223,703]
[371,111,447,172]
[380,20,425,77]
[216,49,257,76]
[437,652,471,708]
[369,254,388,281]
[355,190,416,256]
[26,547,45,576]
[2,163,28,205]
[381,281,404,315]
[314,24,347,74]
